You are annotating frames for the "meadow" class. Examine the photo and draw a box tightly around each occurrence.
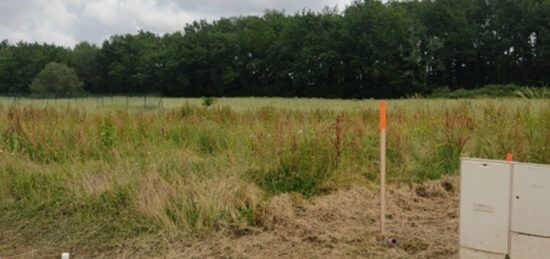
[0,97,549,257]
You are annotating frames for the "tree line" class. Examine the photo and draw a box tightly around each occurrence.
[1,0,550,98]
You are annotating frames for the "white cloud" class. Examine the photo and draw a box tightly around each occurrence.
[0,0,354,46]
[116,0,207,32]
[0,0,79,46]
[83,0,121,26]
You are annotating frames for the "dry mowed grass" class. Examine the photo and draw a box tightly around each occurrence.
[0,97,548,258]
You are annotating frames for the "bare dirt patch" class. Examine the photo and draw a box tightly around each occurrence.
[168,177,459,258]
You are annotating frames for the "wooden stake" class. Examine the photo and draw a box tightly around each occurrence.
[379,101,387,235]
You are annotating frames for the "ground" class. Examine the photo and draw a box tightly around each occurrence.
[167,178,459,258]
[115,177,458,259]
[3,178,459,259]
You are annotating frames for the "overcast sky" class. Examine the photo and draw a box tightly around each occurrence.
[0,0,353,47]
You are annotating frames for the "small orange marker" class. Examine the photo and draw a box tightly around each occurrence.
[379,101,386,131]
[505,152,513,162]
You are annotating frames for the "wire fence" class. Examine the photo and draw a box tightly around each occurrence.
[0,94,165,110]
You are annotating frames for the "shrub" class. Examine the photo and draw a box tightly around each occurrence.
[201,97,216,107]
[30,62,86,97]
[430,84,549,99]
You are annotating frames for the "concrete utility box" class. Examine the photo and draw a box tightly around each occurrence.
[460,159,550,259]
[459,158,512,257]
[510,232,550,259]
[511,163,550,237]
[510,163,550,259]
[459,247,508,259]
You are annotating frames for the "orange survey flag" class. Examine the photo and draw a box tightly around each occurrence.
[379,101,386,131]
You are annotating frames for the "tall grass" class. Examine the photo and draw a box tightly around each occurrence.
[430,84,550,99]
[0,98,549,256]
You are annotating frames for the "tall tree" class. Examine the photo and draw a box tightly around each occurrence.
[1,0,550,97]
[69,42,100,92]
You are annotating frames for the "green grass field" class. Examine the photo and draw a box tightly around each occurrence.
[0,97,549,257]
[1,95,548,111]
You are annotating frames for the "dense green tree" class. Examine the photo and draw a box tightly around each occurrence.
[343,0,426,97]
[96,31,162,94]
[30,62,86,96]
[1,0,550,97]
[0,40,11,93]
[533,0,550,84]
[0,42,69,94]
[68,42,100,92]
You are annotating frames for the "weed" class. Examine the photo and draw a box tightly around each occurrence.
[0,98,549,256]
[201,97,216,107]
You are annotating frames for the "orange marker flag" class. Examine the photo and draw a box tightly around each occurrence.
[505,152,513,162]
[379,101,386,131]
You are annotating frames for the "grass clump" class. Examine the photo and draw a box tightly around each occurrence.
[250,137,335,197]
[431,84,550,99]
[201,96,216,107]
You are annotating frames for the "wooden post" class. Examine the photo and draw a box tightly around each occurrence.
[379,101,387,235]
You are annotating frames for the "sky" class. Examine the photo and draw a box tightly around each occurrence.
[0,0,353,47]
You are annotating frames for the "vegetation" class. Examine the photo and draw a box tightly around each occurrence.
[201,97,216,107]
[1,0,550,255]
[0,98,549,256]
[431,85,550,99]
[30,62,86,97]
[1,0,550,98]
